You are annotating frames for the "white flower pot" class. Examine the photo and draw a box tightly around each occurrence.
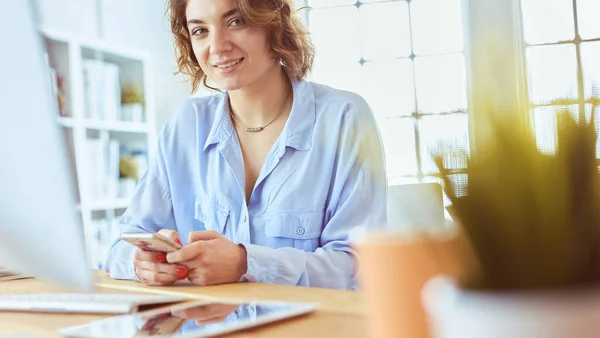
[422,276,600,338]
[120,103,143,123]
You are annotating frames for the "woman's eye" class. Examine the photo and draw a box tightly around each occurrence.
[192,28,207,36]
[229,18,244,26]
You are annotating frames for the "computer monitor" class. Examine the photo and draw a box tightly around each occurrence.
[0,0,92,291]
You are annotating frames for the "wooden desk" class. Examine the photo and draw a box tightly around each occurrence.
[0,271,368,337]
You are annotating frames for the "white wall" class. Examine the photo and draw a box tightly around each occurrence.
[34,0,190,133]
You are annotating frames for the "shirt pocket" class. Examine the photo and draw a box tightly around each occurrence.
[194,194,231,234]
[263,209,324,252]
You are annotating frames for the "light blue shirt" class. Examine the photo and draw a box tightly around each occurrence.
[105,79,387,290]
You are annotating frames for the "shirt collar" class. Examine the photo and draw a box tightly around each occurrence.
[203,78,316,152]
[203,91,234,151]
[279,78,315,151]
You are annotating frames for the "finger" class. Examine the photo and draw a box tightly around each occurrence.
[194,316,229,325]
[135,261,188,277]
[172,305,222,320]
[183,304,238,319]
[158,229,183,246]
[188,230,221,243]
[166,242,206,263]
[135,248,167,263]
[135,268,180,286]
[187,272,209,286]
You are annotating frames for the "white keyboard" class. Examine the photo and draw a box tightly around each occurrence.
[0,293,189,314]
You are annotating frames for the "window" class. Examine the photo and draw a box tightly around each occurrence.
[520,0,600,154]
[305,0,469,195]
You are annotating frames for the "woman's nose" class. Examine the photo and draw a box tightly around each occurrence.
[209,30,233,56]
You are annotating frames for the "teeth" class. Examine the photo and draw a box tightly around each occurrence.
[217,59,241,69]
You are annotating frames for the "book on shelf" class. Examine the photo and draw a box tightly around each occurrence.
[80,138,148,204]
[44,53,68,117]
[82,59,121,122]
[81,138,120,202]
[89,217,122,269]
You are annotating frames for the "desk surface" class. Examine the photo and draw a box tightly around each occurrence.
[0,271,368,337]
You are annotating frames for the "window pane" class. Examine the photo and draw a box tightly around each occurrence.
[410,0,463,56]
[577,0,600,40]
[309,7,361,62]
[448,174,468,198]
[531,105,579,154]
[520,0,575,44]
[526,44,578,104]
[422,174,468,207]
[362,59,415,117]
[359,0,390,3]
[585,104,600,158]
[307,0,356,8]
[388,176,420,186]
[414,54,467,113]
[359,2,411,60]
[581,42,600,100]
[311,60,363,95]
[418,114,470,175]
[379,117,418,177]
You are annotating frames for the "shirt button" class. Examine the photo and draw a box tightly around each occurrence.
[242,215,247,223]
[296,227,305,235]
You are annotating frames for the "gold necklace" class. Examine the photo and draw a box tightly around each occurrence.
[230,88,291,132]
[230,110,279,132]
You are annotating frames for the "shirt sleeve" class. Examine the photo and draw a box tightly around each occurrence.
[104,124,176,281]
[239,96,388,290]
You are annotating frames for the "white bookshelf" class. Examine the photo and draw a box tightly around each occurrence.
[42,27,157,269]
[83,120,151,133]
[82,197,132,211]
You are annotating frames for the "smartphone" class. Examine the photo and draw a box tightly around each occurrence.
[121,232,182,253]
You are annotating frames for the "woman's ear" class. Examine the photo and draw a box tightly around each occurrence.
[270,50,280,60]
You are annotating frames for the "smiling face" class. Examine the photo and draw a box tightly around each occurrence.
[185,0,278,91]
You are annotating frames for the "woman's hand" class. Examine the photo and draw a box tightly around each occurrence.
[133,229,188,286]
[166,231,247,286]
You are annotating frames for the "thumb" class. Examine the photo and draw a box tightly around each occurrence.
[188,230,222,243]
[158,229,182,246]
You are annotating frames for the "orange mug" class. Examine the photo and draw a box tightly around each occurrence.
[354,229,470,338]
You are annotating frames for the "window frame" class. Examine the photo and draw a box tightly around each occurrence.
[302,0,474,186]
[518,0,600,143]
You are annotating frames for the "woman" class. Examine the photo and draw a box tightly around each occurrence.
[105,0,387,290]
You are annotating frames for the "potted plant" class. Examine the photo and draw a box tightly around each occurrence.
[422,106,600,338]
[120,82,144,123]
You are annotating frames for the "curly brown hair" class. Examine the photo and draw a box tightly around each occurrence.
[168,0,315,93]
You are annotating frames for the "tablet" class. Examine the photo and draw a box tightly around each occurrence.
[59,299,319,337]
